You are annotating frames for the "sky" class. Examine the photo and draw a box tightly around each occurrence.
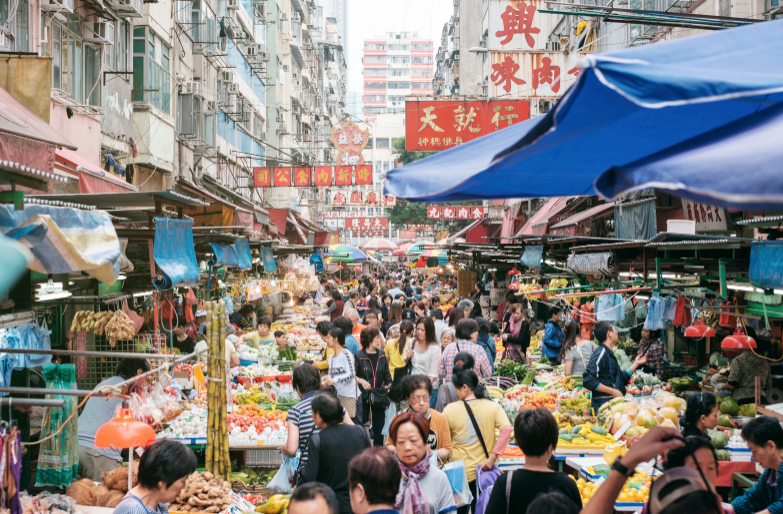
[340,0,454,93]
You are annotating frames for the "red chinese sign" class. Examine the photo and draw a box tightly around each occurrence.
[314,167,332,186]
[334,166,353,186]
[495,2,540,48]
[427,206,441,219]
[293,167,311,187]
[427,205,487,220]
[405,99,530,151]
[355,165,373,185]
[489,0,548,51]
[399,230,417,239]
[332,120,370,166]
[274,168,291,187]
[253,167,271,187]
[345,217,389,231]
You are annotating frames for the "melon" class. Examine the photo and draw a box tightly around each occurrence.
[707,429,729,450]
[720,397,739,416]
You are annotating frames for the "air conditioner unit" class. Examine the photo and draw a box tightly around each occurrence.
[282,64,289,72]
[293,79,301,87]
[292,71,299,79]
[280,12,288,20]
[207,100,217,112]
[243,101,253,112]
[245,44,259,56]
[221,71,234,83]
[260,51,270,62]
[253,2,266,22]
[227,0,239,9]
[227,83,239,94]
[41,0,73,11]
[185,81,203,96]
[85,21,114,44]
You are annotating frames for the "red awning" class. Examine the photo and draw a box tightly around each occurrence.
[55,149,137,193]
[0,85,76,150]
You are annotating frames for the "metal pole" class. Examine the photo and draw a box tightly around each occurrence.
[0,398,65,408]
[0,348,186,359]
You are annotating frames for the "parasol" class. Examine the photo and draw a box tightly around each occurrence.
[407,241,439,255]
[328,244,368,262]
[410,249,448,268]
[361,238,398,252]
[393,242,415,256]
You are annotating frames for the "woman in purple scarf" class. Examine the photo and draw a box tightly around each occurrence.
[388,413,456,514]
[501,304,530,362]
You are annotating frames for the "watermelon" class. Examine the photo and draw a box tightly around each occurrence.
[718,414,733,428]
[707,429,729,449]
[716,449,730,461]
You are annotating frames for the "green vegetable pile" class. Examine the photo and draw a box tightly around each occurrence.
[231,468,277,486]
[495,360,530,382]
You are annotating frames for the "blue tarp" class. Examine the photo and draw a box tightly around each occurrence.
[750,241,783,290]
[210,243,240,268]
[521,245,543,269]
[153,218,199,289]
[262,246,278,272]
[235,238,252,270]
[384,19,783,204]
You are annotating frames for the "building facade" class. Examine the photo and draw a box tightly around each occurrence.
[362,31,434,121]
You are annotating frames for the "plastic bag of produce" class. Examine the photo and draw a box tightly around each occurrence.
[660,418,677,429]
[268,455,293,494]
[635,407,654,427]
[621,402,639,417]
[659,407,679,424]
[443,461,474,508]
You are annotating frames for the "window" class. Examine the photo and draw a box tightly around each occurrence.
[376,138,389,148]
[389,55,409,64]
[116,21,128,72]
[51,21,84,103]
[52,24,62,89]
[364,69,386,76]
[133,26,171,113]
[412,43,432,50]
[364,55,386,63]
[411,82,431,89]
[388,81,409,89]
[388,95,405,102]
[104,21,115,69]
[387,43,409,50]
[0,0,29,51]
[191,1,215,43]
[364,43,386,50]
[411,56,432,64]
[411,69,431,76]
[364,82,385,89]
[364,94,385,102]
[85,44,101,106]
[389,68,408,76]
[175,0,190,25]
[364,107,385,114]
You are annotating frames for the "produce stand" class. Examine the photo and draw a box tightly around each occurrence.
[731,472,758,501]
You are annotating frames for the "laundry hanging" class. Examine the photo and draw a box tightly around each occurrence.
[35,363,79,488]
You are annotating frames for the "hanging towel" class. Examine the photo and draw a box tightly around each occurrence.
[644,293,666,330]
[662,296,677,322]
[672,295,692,326]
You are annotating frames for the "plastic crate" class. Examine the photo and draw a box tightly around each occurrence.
[245,448,283,468]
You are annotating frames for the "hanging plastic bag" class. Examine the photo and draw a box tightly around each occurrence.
[267,455,294,494]
[443,460,474,508]
[185,289,198,323]
[36,364,79,488]
[123,300,144,334]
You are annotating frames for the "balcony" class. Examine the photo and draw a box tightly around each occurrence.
[106,0,142,17]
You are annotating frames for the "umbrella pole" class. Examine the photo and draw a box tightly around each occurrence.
[128,447,134,491]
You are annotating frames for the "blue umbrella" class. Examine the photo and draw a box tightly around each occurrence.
[595,100,783,208]
[384,19,783,203]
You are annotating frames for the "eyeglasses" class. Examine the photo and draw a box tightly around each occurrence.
[409,395,429,404]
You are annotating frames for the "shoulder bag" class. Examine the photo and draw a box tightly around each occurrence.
[366,354,390,408]
[505,470,514,513]
[388,343,412,403]
[292,431,313,487]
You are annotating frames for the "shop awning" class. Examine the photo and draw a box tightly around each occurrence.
[384,19,783,203]
[55,148,137,193]
[0,85,76,150]
[515,197,578,237]
[550,203,615,230]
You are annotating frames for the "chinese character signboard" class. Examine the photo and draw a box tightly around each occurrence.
[399,230,417,239]
[253,167,271,187]
[345,218,389,232]
[488,52,585,99]
[355,165,373,185]
[488,0,555,52]
[405,99,531,151]
[430,205,486,220]
[315,167,332,186]
[330,189,385,206]
[273,167,292,187]
[293,167,311,187]
[682,200,728,232]
[334,166,353,186]
[332,120,370,165]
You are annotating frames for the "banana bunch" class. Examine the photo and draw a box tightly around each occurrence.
[486,386,504,400]
[70,310,114,335]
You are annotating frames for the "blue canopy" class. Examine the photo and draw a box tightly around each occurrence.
[210,243,240,268]
[384,19,783,203]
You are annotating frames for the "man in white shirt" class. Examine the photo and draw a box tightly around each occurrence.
[387,281,405,299]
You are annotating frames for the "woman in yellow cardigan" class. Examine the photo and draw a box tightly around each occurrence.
[315,320,335,370]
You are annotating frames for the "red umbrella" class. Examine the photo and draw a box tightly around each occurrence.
[361,238,398,252]
[393,243,414,256]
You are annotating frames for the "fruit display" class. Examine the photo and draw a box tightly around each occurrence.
[564,375,583,391]
[169,472,233,513]
[174,363,193,374]
[706,429,729,449]
[159,406,208,439]
[255,494,290,514]
[228,408,287,444]
[235,390,274,405]
[558,423,616,447]
[626,371,661,396]
[573,470,651,505]
[559,393,591,414]
[597,392,686,444]
[523,391,559,411]
[498,444,525,460]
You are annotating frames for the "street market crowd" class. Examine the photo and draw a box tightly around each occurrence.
[82,268,782,514]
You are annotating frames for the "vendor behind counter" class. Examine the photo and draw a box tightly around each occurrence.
[239,317,275,347]
[77,358,150,481]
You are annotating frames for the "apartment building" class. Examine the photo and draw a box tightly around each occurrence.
[0,0,346,223]
[362,31,434,121]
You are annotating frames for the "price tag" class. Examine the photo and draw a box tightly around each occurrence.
[256,440,264,447]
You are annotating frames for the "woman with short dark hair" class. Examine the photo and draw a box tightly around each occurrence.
[300,394,371,514]
[112,440,197,514]
[284,363,323,461]
[356,327,392,446]
[324,327,360,423]
[325,289,345,322]
[348,447,402,514]
[485,408,581,514]
[387,413,455,514]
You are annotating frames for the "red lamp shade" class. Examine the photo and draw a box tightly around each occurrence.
[337,264,344,269]
[684,318,717,338]
[508,282,520,291]
[95,408,157,450]
[721,327,757,358]
[508,266,521,277]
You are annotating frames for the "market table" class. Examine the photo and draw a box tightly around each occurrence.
[730,471,758,500]
[718,461,757,488]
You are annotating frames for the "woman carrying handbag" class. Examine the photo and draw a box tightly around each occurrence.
[324,326,360,423]
[356,327,392,447]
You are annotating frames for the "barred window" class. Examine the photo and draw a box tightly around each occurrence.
[411,82,431,89]
[365,69,386,76]
[364,55,386,63]
[365,82,386,89]
[388,82,409,89]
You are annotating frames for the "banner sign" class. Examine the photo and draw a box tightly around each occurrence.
[405,99,530,151]
[323,218,389,235]
[253,165,374,187]
[331,189,386,206]
[682,200,728,232]
[333,121,370,166]
[428,206,486,219]
[399,230,417,239]
[401,224,435,232]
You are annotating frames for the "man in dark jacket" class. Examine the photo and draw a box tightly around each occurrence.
[583,321,648,412]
